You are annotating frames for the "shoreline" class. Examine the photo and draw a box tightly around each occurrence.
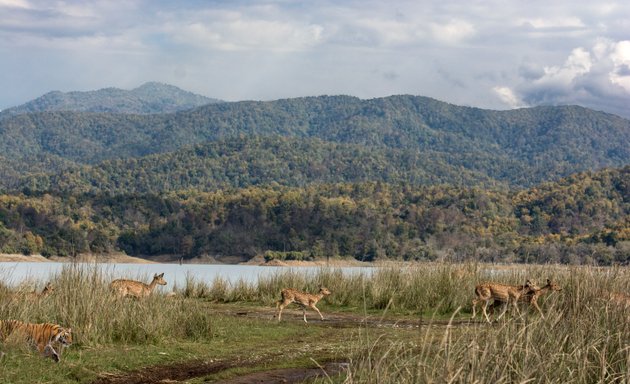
[0,253,373,267]
[0,253,156,264]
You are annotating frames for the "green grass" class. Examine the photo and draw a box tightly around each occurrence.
[0,308,353,384]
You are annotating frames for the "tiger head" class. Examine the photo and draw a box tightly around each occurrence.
[54,327,73,347]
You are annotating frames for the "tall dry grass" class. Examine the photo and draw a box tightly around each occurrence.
[197,262,626,383]
[1,262,628,383]
[337,265,630,384]
[180,262,558,315]
[0,264,217,347]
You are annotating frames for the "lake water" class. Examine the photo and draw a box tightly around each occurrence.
[0,262,373,292]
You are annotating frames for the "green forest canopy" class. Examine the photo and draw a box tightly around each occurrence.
[1,166,628,265]
[1,95,628,192]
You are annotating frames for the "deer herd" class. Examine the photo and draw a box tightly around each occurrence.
[274,277,567,323]
[9,270,629,325]
[106,272,558,324]
[471,278,563,323]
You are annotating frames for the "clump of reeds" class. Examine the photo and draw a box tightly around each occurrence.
[0,264,218,348]
[332,264,630,383]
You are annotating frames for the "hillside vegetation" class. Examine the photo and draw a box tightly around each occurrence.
[1,167,628,264]
[1,88,628,264]
[1,95,628,191]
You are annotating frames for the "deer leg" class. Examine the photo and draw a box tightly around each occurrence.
[311,304,325,321]
[531,299,545,319]
[495,300,509,321]
[482,300,492,323]
[302,307,308,323]
[511,297,521,317]
[276,301,286,321]
[471,298,478,319]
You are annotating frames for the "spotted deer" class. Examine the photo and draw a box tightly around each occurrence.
[7,282,55,302]
[275,287,332,322]
[110,273,167,298]
[37,282,54,297]
[472,280,537,323]
[489,279,562,319]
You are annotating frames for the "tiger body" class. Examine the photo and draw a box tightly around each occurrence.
[110,273,167,298]
[0,320,72,362]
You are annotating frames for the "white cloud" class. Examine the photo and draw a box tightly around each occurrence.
[493,86,525,108]
[1,0,630,118]
[497,40,630,118]
[155,8,326,52]
[0,0,30,8]
[609,40,630,92]
[518,16,585,29]
[430,20,476,44]
[536,47,592,88]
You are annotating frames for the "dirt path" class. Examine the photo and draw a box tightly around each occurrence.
[91,308,479,384]
[214,362,347,384]
[219,305,479,328]
[91,353,345,384]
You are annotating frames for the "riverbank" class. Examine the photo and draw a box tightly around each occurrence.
[0,253,156,264]
[0,252,373,267]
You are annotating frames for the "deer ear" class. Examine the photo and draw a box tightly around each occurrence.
[159,273,164,278]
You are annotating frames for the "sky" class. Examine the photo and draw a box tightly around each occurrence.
[1,0,629,118]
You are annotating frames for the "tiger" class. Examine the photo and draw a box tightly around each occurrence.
[0,320,72,362]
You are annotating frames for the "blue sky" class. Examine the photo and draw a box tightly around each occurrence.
[1,0,629,118]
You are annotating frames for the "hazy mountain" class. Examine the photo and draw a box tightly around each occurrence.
[0,82,221,117]
[1,95,628,192]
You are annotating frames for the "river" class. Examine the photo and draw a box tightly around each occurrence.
[0,262,373,291]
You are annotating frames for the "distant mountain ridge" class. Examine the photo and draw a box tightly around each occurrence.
[0,93,628,192]
[0,82,221,117]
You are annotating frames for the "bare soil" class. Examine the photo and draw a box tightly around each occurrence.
[93,358,346,384]
[90,306,478,384]
[214,362,347,384]
[220,305,478,329]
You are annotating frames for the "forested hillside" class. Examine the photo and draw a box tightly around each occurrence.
[1,95,628,191]
[1,88,628,264]
[1,167,628,265]
[0,82,219,118]
[19,136,500,194]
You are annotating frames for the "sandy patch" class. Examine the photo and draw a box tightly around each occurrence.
[0,253,375,267]
[245,255,373,268]
[0,254,50,263]
[0,253,156,264]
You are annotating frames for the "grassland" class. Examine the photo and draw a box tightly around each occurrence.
[0,262,628,383]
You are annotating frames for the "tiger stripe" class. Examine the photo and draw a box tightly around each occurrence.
[0,320,72,362]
